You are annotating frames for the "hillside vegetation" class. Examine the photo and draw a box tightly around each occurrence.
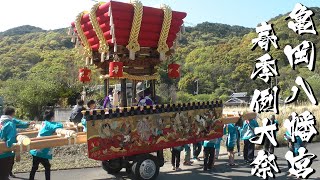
[1,8,320,119]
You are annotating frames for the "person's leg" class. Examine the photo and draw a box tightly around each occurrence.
[208,147,215,169]
[185,146,191,163]
[171,149,176,169]
[192,143,197,159]
[243,139,249,161]
[29,156,41,180]
[264,138,270,152]
[8,155,15,177]
[176,151,181,169]
[248,142,255,162]
[193,143,201,159]
[236,131,241,155]
[203,147,209,170]
[228,147,235,165]
[40,158,51,180]
[270,144,275,154]
[194,143,200,159]
[215,147,220,159]
[0,156,12,180]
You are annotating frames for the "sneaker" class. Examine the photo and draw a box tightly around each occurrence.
[172,166,176,170]
[176,167,182,171]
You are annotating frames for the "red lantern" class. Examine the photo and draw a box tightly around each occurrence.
[109,62,123,77]
[168,63,180,79]
[79,68,91,83]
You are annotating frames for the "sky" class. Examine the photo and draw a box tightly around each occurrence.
[0,0,320,32]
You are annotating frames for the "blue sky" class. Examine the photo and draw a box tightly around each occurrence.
[0,0,319,32]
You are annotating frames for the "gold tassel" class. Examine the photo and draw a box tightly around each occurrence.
[85,57,89,66]
[160,52,165,61]
[129,50,135,60]
[101,52,105,62]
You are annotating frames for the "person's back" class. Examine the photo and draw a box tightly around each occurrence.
[70,100,85,123]
[0,107,18,180]
[225,124,237,148]
[240,118,259,140]
[30,121,63,159]
[0,116,16,159]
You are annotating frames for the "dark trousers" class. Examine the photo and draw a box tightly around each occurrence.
[29,156,51,180]
[287,142,294,169]
[243,139,255,162]
[264,138,275,154]
[236,130,241,153]
[0,156,14,180]
[171,149,181,168]
[203,147,215,170]
[9,154,14,176]
[193,142,202,158]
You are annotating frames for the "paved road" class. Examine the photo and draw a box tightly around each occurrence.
[12,143,320,180]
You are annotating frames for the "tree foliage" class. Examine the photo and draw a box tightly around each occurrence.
[1,7,320,118]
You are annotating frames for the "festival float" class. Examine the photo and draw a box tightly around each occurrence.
[68,1,257,179]
[0,1,257,179]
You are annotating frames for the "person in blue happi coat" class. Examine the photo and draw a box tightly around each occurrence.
[224,123,237,166]
[29,110,63,180]
[239,118,259,163]
[284,124,305,177]
[0,107,34,179]
[10,115,35,177]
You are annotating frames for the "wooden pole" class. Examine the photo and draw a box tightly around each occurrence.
[151,79,156,102]
[0,135,87,153]
[104,79,109,98]
[132,80,137,105]
[219,112,257,124]
[120,79,127,107]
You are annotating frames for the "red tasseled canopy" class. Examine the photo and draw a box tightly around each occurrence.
[71,0,187,51]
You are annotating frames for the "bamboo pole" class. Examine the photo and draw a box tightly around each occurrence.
[18,131,39,138]
[18,126,78,138]
[32,123,77,131]
[0,135,87,153]
[219,112,257,124]
[29,132,86,141]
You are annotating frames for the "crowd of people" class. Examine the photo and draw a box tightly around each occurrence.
[170,117,261,171]
[170,114,306,178]
[0,107,63,180]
